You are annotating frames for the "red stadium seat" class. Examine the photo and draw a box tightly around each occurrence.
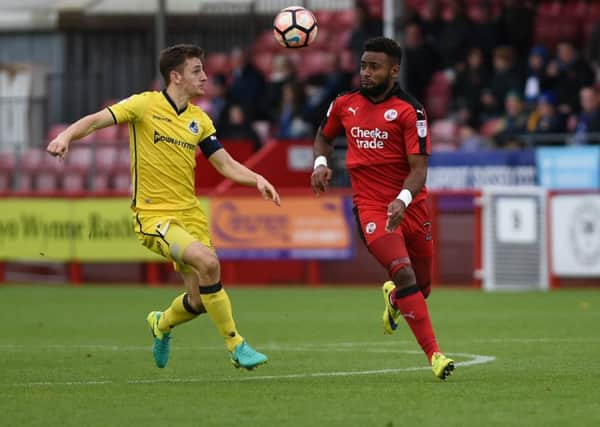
[94,125,119,144]
[46,123,69,142]
[66,146,93,171]
[34,170,60,192]
[90,172,111,193]
[253,51,274,77]
[0,151,14,191]
[424,72,451,120]
[430,119,458,146]
[20,148,44,172]
[62,170,88,193]
[95,145,118,172]
[252,30,281,54]
[112,170,132,192]
[330,9,356,30]
[204,52,230,76]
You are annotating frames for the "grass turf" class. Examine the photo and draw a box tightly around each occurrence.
[1,284,599,427]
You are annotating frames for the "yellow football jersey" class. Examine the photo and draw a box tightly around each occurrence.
[108,90,217,211]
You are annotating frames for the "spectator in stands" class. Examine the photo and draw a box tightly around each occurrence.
[496,0,534,57]
[524,45,550,107]
[197,73,228,124]
[467,1,498,58]
[402,21,440,101]
[302,53,353,129]
[571,86,600,145]
[437,0,471,69]
[452,46,492,127]
[584,20,600,82]
[228,46,267,121]
[415,0,443,48]
[347,1,381,64]
[526,91,566,144]
[265,54,297,124]
[546,40,595,115]
[494,91,529,147]
[482,46,523,120]
[218,103,262,150]
[277,81,312,139]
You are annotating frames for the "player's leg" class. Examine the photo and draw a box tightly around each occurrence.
[181,241,267,369]
[146,271,207,368]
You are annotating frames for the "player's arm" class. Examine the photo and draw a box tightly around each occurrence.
[208,149,280,206]
[386,154,428,232]
[311,126,335,195]
[46,109,115,159]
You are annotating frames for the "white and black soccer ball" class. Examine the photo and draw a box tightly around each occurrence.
[273,6,318,48]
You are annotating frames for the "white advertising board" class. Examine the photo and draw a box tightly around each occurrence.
[551,195,600,276]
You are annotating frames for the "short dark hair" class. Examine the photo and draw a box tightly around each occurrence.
[159,44,204,85]
[363,37,402,65]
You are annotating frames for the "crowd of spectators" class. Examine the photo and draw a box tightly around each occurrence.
[196,0,600,151]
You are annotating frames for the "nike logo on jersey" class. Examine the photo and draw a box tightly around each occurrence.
[348,107,359,116]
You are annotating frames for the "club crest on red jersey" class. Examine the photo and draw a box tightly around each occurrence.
[366,222,377,234]
[384,109,397,121]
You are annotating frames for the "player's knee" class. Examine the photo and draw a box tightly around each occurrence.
[392,265,417,289]
[203,256,220,280]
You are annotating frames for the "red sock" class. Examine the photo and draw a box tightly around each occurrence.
[392,287,440,362]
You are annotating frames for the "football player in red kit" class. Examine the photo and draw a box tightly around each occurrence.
[311,37,454,380]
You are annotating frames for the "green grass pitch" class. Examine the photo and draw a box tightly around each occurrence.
[1,284,599,427]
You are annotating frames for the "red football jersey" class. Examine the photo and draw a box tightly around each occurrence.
[321,86,431,209]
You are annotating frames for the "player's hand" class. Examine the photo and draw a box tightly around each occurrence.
[311,166,332,196]
[386,199,406,232]
[256,175,281,206]
[46,135,70,160]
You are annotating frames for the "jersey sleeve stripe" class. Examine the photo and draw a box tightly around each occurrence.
[106,107,117,125]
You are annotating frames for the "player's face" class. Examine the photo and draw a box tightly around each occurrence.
[177,57,208,97]
[359,51,399,98]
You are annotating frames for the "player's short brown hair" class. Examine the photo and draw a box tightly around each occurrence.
[159,44,204,85]
[364,37,402,65]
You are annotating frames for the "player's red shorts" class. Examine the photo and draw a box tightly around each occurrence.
[353,199,433,283]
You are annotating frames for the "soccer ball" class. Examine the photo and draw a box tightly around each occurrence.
[273,6,318,48]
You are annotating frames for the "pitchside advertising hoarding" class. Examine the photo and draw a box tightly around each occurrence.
[210,196,353,259]
[427,149,537,189]
[0,196,353,261]
[551,194,600,276]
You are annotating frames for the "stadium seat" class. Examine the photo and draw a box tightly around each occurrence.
[330,9,355,30]
[46,123,69,142]
[112,170,132,193]
[90,172,111,193]
[431,119,458,146]
[66,146,93,171]
[20,148,45,172]
[204,52,230,76]
[0,151,14,192]
[95,145,118,172]
[424,72,451,120]
[253,51,274,77]
[62,170,88,193]
[115,146,130,171]
[252,30,281,54]
[94,125,119,144]
[34,170,60,192]
[13,170,34,193]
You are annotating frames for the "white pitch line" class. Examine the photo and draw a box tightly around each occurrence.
[1,348,495,388]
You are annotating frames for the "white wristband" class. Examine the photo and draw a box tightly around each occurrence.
[313,155,328,170]
[396,189,413,207]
